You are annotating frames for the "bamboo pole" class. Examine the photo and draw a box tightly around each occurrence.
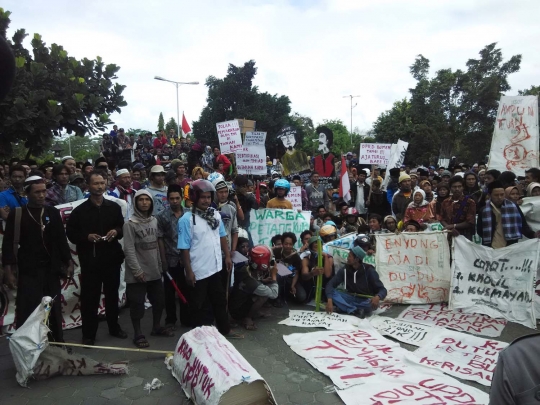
[48,341,173,355]
[315,235,323,312]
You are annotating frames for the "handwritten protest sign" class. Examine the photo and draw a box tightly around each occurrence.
[235,145,266,175]
[336,370,489,405]
[279,310,361,330]
[244,131,267,146]
[249,209,310,249]
[359,143,392,165]
[170,326,275,405]
[375,232,450,304]
[450,235,538,329]
[397,303,507,337]
[488,95,539,176]
[216,120,242,154]
[408,329,508,386]
[370,316,436,346]
[285,185,302,211]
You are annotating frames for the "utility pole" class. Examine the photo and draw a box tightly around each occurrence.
[343,95,361,144]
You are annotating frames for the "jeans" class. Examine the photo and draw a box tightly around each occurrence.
[331,290,372,315]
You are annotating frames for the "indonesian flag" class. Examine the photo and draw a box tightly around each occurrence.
[339,155,351,203]
[181,112,192,137]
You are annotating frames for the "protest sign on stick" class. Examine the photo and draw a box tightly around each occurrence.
[249,209,310,249]
[381,140,408,190]
[408,329,508,386]
[235,145,266,175]
[450,236,538,329]
[244,131,267,146]
[216,120,243,154]
[370,316,436,346]
[359,143,391,165]
[285,185,302,211]
[375,232,451,304]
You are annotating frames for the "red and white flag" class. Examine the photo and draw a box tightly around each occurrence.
[181,112,192,137]
[339,155,351,203]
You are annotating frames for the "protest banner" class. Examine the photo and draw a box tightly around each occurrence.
[488,95,539,176]
[216,120,243,154]
[170,326,276,405]
[279,310,361,330]
[397,303,507,337]
[370,316,436,346]
[249,209,310,249]
[285,185,302,211]
[450,235,538,329]
[336,370,489,405]
[244,131,266,146]
[381,139,408,190]
[359,143,392,165]
[375,232,451,304]
[519,196,540,232]
[235,145,267,175]
[408,329,508,386]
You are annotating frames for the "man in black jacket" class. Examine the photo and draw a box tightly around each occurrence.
[66,172,127,345]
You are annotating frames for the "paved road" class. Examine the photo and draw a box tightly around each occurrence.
[0,302,536,405]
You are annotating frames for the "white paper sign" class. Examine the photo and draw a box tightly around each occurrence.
[375,232,451,304]
[279,310,361,330]
[408,329,508,386]
[370,316,436,346]
[244,131,267,146]
[285,185,302,211]
[216,120,243,154]
[235,145,267,175]
[359,143,392,165]
[519,196,540,232]
[398,303,507,337]
[488,95,539,176]
[450,235,538,329]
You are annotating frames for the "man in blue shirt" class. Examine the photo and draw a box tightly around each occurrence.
[0,165,27,221]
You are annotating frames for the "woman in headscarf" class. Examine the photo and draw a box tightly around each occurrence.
[464,172,482,205]
[191,166,208,181]
[431,183,451,221]
[403,189,433,230]
[419,179,435,203]
[383,215,399,234]
[201,145,214,173]
[505,186,522,205]
[526,182,540,197]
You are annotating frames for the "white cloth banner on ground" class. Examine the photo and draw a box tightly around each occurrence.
[285,185,303,211]
[169,326,275,405]
[279,310,361,330]
[519,196,540,232]
[249,209,310,249]
[336,369,489,405]
[488,95,539,176]
[450,235,538,329]
[375,232,451,304]
[408,329,508,386]
[244,131,267,146]
[381,140,408,190]
[359,143,392,165]
[397,303,507,337]
[235,145,267,175]
[370,316,436,346]
[216,120,243,154]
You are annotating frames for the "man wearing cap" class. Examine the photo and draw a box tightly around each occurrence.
[391,173,413,223]
[2,176,74,341]
[46,164,83,206]
[111,169,135,219]
[325,246,387,318]
[61,156,77,175]
[69,172,87,193]
[145,165,168,215]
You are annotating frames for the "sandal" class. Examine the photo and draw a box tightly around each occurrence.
[225,330,245,339]
[133,335,149,348]
[243,318,257,331]
[151,326,175,337]
[164,323,177,331]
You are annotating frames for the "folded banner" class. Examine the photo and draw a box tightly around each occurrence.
[408,329,508,386]
[397,303,507,337]
[519,196,540,232]
[450,236,538,329]
[375,232,451,304]
[249,209,310,249]
[278,310,361,331]
[370,316,437,346]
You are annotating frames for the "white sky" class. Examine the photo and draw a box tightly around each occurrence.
[4,0,540,136]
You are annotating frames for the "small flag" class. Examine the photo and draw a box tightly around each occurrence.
[181,112,191,136]
[339,155,351,203]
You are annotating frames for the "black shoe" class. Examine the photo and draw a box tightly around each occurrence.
[110,328,128,339]
[82,338,95,346]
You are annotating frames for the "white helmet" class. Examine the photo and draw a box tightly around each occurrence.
[209,172,228,190]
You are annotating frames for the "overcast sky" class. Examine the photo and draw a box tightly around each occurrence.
[4,0,540,136]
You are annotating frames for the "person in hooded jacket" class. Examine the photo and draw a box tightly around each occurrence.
[123,189,173,348]
[403,189,434,229]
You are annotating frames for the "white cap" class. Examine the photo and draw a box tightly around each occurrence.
[61,155,74,163]
[116,169,130,177]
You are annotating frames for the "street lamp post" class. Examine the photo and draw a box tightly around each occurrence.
[154,76,199,137]
[343,95,361,144]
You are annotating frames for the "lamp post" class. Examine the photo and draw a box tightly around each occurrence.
[154,76,199,137]
[343,95,360,144]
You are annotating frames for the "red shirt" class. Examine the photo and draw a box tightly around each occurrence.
[216,154,231,172]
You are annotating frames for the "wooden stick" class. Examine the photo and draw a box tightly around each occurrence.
[48,341,173,355]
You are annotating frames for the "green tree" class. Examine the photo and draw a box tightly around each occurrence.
[126,128,150,138]
[158,112,165,132]
[165,117,178,136]
[59,136,101,162]
[192,60,291,150]
[0,9,127,159]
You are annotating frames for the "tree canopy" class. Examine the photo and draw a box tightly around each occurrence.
[0,8,127,159]
[373,43,525,165]
[158,112,165,131]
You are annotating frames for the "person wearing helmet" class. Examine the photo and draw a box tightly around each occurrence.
[326,246,387,318]
[319,224,338,243]
[266,179,293,209]
[340,208,364,235]
[301,236,334,300]
[177,179,242,338]
[228,245,279,330]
